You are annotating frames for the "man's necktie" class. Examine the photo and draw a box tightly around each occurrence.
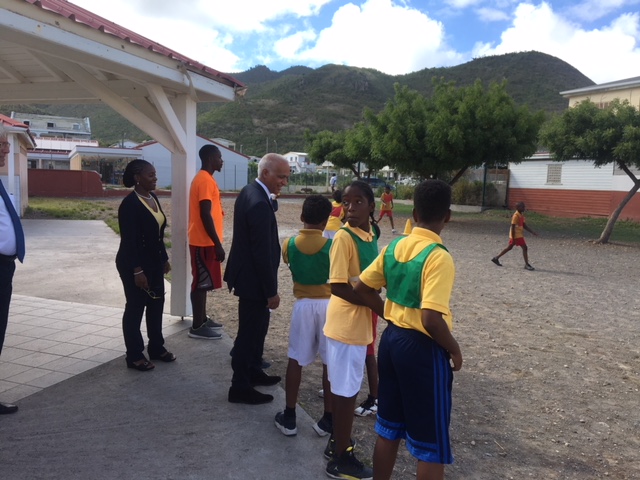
[0,180,25,262]
[271,199,278,212]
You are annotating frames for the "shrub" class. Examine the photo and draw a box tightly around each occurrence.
[452,179,500,206]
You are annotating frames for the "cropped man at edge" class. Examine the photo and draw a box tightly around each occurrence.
[0,124,25,414]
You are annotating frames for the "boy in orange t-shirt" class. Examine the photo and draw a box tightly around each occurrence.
[378,185,396,234]
[491,202,538,270]
[187,144,226,339]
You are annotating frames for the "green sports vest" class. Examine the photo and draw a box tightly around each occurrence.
[287,237,331,285]
[340,227,379,271]
[384,237,447,309]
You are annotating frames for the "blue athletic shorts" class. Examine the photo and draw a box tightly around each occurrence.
[375,322,454,464]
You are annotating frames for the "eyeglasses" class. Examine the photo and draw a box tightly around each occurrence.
[143,288,164,300]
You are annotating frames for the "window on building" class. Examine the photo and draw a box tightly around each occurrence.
[47,122,55,128]
[546,164,562,185]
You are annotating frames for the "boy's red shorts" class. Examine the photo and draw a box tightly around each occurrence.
[509,237,527,247]
[379,210,393,218]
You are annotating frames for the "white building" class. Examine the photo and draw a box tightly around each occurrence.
[138,136,249,191]
[284,151,316,173]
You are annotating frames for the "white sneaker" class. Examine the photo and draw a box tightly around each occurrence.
[354,396,377,417]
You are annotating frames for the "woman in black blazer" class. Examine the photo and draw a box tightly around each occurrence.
[116,160,174,371]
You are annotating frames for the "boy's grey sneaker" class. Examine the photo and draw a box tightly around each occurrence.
[324,435,357,460]
[354,395,377,417]
[274,411,297,436]
[325,446,372,480]
[491,257,502,266]
[204,316,223,331]
[188,325,222,340]
[312,415,333,437]
[525,263,535,271]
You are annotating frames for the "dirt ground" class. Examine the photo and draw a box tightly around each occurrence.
[172,195,640,478]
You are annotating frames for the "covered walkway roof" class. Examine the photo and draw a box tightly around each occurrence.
[0,0,245,316]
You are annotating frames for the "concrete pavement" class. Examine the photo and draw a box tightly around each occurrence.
[1,219,329,479]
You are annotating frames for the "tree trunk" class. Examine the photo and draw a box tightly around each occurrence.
[448,166,469,186]
[596,163,640,244]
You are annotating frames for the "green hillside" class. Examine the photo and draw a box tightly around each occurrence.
[1,51,593,156]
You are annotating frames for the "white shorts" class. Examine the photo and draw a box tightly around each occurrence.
[288,298,329,366]
[326,337,366,398]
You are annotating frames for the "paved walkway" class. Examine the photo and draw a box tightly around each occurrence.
[1,220,328,479]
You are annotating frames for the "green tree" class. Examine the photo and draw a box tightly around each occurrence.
[305,129,356,176]
[368,80,544,183]
[540,98,640,244]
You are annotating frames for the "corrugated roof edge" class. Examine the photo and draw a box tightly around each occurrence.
[24,0,246,91]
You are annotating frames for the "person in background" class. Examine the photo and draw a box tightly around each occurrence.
[116,160,173,371]
[0,124,25,413]
[187,144,226,340]
[491,201,538,271]
[323,189,344,240]
[378,185,396,234]
[330,173,338,192]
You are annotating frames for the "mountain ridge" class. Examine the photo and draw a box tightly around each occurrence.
[1,51,594,156]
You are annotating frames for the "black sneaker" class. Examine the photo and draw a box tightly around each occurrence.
[325,446,372,479]
[312,415,333,437]
[525,263,535,271]
[324,435,356,460]
[491,257,502,266]
[274,411,297,436]
[204,315,223,331]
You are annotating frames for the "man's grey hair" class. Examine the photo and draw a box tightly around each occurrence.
[257,153,287,178]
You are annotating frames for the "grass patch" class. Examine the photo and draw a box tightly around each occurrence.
[25,197,120,233]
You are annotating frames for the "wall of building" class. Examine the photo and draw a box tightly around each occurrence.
[508,188,640,221]
[568,86,640,109]
[28,169,105,197]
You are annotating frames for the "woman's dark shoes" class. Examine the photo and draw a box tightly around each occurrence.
[126,357,155,371]
[228,386,274,405]
[0,402,18,414]
[149,351,177,362]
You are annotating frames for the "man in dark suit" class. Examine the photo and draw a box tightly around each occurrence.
[0,124,24,414]
[225,153,290,405]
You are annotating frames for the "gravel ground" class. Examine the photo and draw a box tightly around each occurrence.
[138,194,640,478]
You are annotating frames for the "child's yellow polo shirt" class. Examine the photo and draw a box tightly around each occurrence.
[360,227,455,335]
[324,225,375,346]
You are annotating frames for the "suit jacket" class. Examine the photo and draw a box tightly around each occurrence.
[115,191,169,275]
[224,181,280,300]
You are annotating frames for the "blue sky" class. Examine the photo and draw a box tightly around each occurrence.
[71,0,640,84]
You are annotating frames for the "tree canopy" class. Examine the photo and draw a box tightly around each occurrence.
[540,98,640,243]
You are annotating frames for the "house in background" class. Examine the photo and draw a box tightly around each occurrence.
[138,136,248,191]
[11,112,98,170]
[0,114,36,215]
[508,77,640,221]
[284,151,316,174]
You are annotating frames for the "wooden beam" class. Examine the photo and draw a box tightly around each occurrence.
[56,59,177,151]
[145,84,187,154]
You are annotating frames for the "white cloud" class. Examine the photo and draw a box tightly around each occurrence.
[281,0,464,74]
[472,2,640,83]
[568,0,640,22]
[445,0,484,8]
[477,7,511,21]
[274,30,318,59]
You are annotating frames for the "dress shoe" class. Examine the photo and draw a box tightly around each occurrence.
[250,371,281,387]
[228,386,274,405]
[0,402,18,414]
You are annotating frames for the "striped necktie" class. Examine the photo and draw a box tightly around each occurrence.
[0,179,25,262]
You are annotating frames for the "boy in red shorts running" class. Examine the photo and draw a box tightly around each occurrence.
[491,202,538,270]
